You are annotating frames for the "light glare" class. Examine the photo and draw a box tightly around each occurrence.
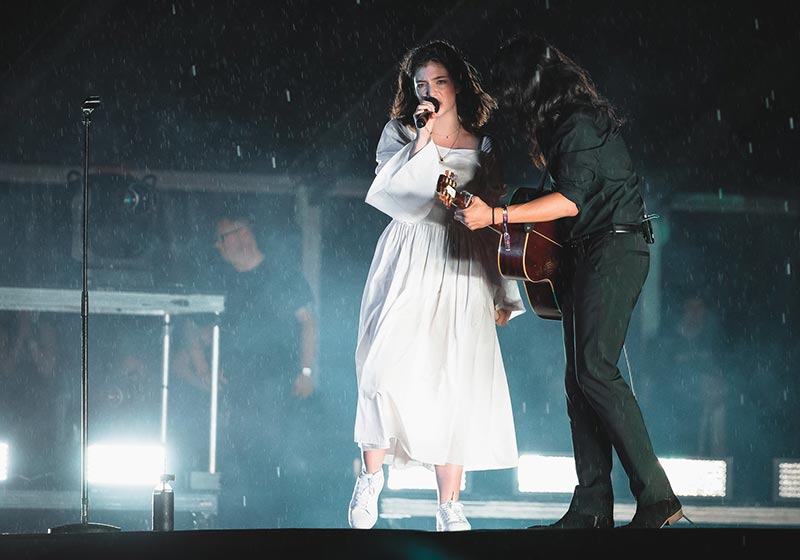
[88,443,165,486]
[517,455,577,493]
[0,442,8,481]
[660,457,727,498]
[387,465,466,491]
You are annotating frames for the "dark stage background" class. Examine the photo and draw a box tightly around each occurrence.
[0,0,798,535]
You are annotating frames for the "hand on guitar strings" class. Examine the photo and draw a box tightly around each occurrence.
[454,195,493,230]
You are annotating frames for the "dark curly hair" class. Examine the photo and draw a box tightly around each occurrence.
[390,40,496,133]
[490,32,623,168]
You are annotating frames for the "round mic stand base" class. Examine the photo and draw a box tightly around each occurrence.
[48,522,121,535]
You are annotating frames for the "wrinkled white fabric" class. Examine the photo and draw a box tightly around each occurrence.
[354,119,525,471]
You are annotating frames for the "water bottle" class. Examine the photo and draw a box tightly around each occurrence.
[152,474,175,531]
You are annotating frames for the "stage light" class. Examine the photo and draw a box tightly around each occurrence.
[659,457,728,498]
[517,454,728,497]
[87,443,165,486]
[517,454,577,493]
[387,465,466,491]
[775,459,800,500]
[0,442,8,481]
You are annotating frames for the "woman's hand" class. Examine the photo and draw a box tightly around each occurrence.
[455,195,493,230]
[413,98,439,133]
[292,372,314,400]
[495,308,512,327]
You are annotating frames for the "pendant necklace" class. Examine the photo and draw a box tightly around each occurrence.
[433,126,461,162]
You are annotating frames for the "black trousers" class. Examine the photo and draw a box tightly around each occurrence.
[558,232,676,515]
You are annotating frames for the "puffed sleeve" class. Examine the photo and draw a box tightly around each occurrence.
[495,278,526,320]
[476,136,526,320]
[548,109,612,210]
[365,120,442,223]
[484,225,526,321]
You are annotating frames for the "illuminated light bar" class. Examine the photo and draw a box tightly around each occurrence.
[0,442,8,481]
[517,454,577,493]
[776,460,800,499]
[518,454,728,498]
[660,457,728,498]
[387,465,466,491]
[88,443,166,486]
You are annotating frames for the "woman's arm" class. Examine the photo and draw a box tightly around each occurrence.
[456,191,578,230]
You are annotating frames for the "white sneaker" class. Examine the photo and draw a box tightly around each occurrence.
[436,500,471,531]
[348,469,384,529]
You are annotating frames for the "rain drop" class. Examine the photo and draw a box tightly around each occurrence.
[754,18,759,30]
[271,156,277,168]
[191,64,197,77]
[286,89,291,102]
[790,117,795,130]
[716,109,721,121]
[236,145,242,158]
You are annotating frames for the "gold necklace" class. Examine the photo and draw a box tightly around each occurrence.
[431,125,461,139]
[433,126,461,162]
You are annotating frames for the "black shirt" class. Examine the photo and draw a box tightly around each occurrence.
[541,105,645,241]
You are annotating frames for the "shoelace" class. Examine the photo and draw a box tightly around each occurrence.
[439,501,466,523]
[353,475,379,509]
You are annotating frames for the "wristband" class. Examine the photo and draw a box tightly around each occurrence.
[502,206,510,251]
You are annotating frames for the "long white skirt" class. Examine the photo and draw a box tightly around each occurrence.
[354,218,520,471]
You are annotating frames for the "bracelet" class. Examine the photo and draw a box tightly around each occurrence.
[492,207,496,225]
[301,367,312,377]
[502,205,510,251]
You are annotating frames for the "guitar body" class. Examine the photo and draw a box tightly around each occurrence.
[494,187,564,321]
[436,174,564,321]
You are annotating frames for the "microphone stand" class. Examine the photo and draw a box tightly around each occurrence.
[49,96,121,534]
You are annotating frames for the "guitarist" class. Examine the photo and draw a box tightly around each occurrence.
[457,33,683,530]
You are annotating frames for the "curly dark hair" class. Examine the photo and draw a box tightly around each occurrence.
[390,40,496,133]
[490,32,623,168]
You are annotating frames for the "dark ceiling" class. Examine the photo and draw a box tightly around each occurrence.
[1,0,798,198]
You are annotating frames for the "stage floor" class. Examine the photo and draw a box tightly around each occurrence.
[0,526,798,560]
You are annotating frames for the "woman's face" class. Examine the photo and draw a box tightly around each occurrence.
[413,61,459,116]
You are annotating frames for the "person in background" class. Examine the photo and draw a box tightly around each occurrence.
[172,210,319,528]
[458,32,683,529]
[348,39,525,532]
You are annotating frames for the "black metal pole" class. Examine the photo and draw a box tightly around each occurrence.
[80,100,91,525]
[49,96,120,534]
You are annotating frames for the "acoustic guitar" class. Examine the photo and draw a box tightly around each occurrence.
[436,170,563,320]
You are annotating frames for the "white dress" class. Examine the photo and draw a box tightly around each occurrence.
[353,119,526,472]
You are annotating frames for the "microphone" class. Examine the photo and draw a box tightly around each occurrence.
[82,95,101,114]
[415,96,440,128]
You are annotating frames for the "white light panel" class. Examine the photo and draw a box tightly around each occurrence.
[88,443,165,486]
